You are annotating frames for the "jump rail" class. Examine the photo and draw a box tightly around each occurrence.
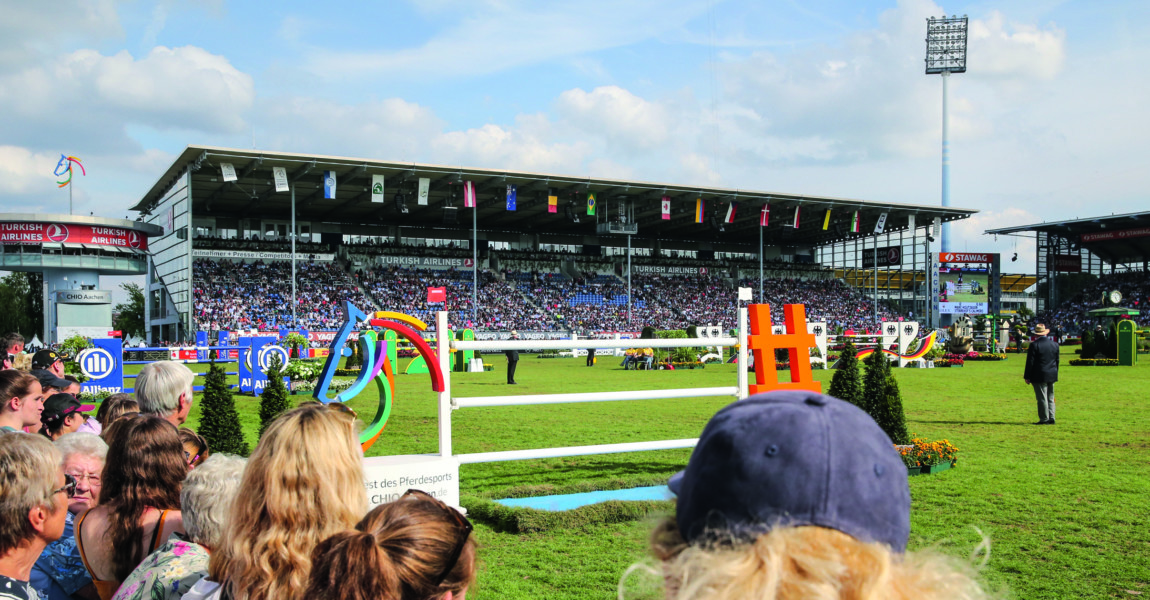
[435,308,749,464]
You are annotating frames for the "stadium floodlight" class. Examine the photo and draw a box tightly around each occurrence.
[925,15,968,254]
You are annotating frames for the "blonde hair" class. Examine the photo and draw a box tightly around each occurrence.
[639,519,991,600]
[209,404,367,600]
[134,362,194,417]
[0,433,62,554]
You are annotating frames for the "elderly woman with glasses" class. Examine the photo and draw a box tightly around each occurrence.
[0,433,71,600]
[30,432,109,600]
[306,490,477,600]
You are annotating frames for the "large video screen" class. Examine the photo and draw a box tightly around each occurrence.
[938,267,989,314]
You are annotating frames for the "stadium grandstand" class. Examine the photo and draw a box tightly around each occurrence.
[130,145,984,343]
[987,211,1150,333]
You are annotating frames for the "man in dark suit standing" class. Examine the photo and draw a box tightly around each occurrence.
[1024,323,1059,425]
[505,331,520,385]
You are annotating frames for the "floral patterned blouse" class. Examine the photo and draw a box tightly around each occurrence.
[110,538,209,600]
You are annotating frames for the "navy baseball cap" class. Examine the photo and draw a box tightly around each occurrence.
[669,390,911,552]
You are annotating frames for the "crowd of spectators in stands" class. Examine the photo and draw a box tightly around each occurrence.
[189,254,904,334]
[192,260,369,332]
[1037,270,1150,332]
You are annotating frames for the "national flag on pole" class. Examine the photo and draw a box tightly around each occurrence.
[724,202,737,224]
[908,214,916,231]
[695,198,705,223]
[548,194,558,213]
[505,184,517,211]
[850,211,861,233]
[463,181,476,208]
[661,196,671,220]
[791,206,801,228]
[874,212,888,234]
[760,204,770,227]
[587,192,596,216]
[371,174,385,203]
[427,287,447,304]
[417,178,430,205]
[323,170,337,199]
[823,208,832,230]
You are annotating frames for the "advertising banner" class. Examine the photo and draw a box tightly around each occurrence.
[0,222,148,250]
[363,455,460,509]
[631,265,709,276]
[192,250,335,262]
[374,256,475,269]
[938,252,994,264]
[1052,254,1082,272]
[1080,227,1150,243]
[78,338,124,395]
[861,245,903,268]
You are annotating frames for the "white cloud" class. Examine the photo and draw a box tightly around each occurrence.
[0,146,65,195]
[0,46,254,152]
[556,86,670,151]
[0,0,122,70]
[969,11,1066,80]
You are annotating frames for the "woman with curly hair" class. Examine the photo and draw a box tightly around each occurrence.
[188,403,367,600]
[74,415,187,600]
[306,489,477,600]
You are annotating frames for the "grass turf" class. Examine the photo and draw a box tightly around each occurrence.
[162,347,1149,599]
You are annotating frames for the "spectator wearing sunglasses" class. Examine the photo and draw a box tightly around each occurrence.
[177,429,210,470]
[307,489,477,600]
[30,432,108,600]
[0,433,70,600]
[187,403,367,600]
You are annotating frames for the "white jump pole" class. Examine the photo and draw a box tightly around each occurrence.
[437,310,452,457]
[737,306,749,399]
[455,386,739,409]
[457,438,700,465]
[454,337,738,351]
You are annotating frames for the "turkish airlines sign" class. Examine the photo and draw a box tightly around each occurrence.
[0,222,148,250]
[1080,227,1150,243]
[938,252,995,264]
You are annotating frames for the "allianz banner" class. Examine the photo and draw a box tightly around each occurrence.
[78,339,125,395]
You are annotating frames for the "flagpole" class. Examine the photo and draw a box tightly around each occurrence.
[472,197,478,326]
[627,233,632,325]
[69,182,73,215]
[291,184,297,329]
[759,222,764,303]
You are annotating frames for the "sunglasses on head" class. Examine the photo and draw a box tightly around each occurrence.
[53,474,77,499]
[402,489,473,586]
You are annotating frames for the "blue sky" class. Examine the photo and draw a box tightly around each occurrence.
[2,0,1149,273]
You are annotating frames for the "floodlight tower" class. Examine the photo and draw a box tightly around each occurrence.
[925,15,968,254]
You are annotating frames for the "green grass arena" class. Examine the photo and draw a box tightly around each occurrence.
[145,346,1149,599]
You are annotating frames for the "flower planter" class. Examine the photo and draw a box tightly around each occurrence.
[907,466,923,476]
[921,462,954,474]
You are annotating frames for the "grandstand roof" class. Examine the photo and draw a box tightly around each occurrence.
[985,211,1150,265]
[133,146,977,248]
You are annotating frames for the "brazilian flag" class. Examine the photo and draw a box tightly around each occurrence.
[587,192,596,216]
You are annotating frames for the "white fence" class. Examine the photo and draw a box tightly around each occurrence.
[435,309,749,466]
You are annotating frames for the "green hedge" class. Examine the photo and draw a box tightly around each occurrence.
[1069,358,1120,366]
[462,495,673,533]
